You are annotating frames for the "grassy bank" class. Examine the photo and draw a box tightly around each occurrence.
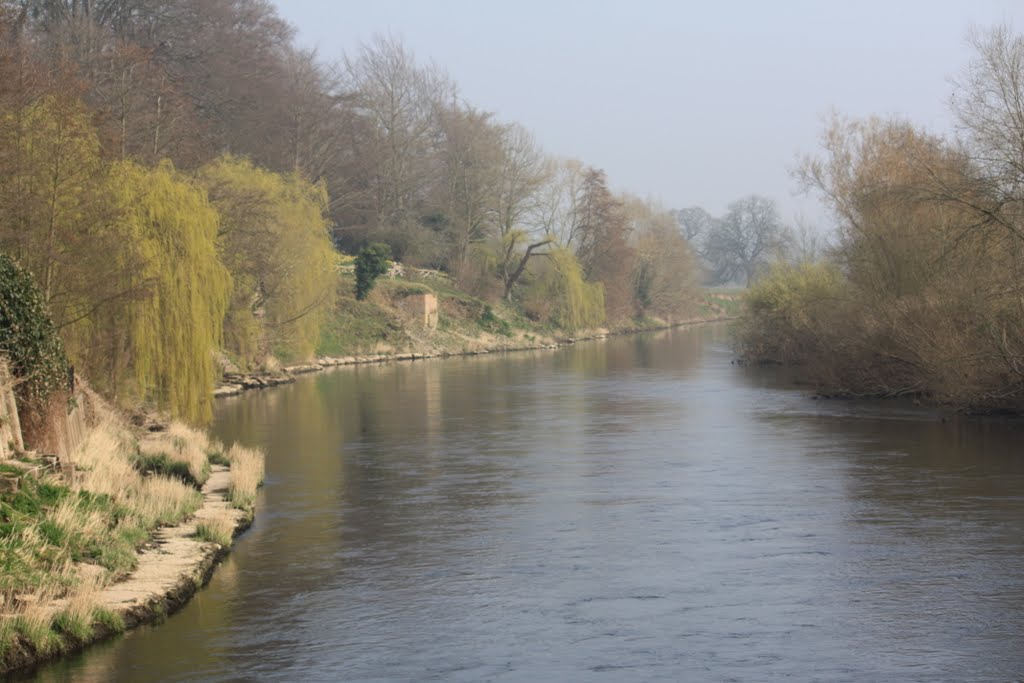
[0,391,264,673]
[313,273,736,361]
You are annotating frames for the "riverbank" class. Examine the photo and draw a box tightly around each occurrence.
[214,313,737,398]
[0,396,264,676]
[216,283,741,398]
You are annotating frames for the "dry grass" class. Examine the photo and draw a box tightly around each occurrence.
[73,416,203,528]
[195,516,235,547]
[137,421,211,486]
[136,476,202,528]
[225,444,265,511]
[0,389,240,670]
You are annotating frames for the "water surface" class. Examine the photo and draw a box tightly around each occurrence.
[30,325,1024,681]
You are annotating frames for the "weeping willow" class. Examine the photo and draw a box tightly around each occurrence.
[113,160,231,423]
[200,155,336,365]
[524,248,605,331]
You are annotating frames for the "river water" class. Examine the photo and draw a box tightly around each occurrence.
[27,324,1024,682]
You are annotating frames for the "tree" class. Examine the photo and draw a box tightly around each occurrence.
[492,123,552,300]
[521,248,604,331]
[952,23,1024,226]
[114,160,231,423]
[574,168,634,317]
[626,197,700,317]
[342,34,455,263]
[672,206,717,243]
[0,94,127,334]
[200,155,337,366]
[702,195,789,286]
[535,157,587,249]
[434,103,502,278]
[355,243,392,300]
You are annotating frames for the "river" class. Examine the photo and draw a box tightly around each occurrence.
[27,324,1024,681]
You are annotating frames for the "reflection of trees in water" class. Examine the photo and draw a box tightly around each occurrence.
[61,326,726,681]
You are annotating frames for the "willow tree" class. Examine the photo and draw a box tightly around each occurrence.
[200,155,336,366]
[523,248,604,331]
[114,160,231,423]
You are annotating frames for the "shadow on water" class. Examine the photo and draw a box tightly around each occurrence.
[21,323,1024,683]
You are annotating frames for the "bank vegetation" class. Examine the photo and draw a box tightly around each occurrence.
[738,25,1024,414]
[0,1,705,435]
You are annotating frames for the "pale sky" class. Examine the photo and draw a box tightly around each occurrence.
[275,0,1023,228]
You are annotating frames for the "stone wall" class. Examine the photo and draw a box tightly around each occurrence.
[399,293,439,329]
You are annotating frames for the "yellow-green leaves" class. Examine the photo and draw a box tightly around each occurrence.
[200,155,336,365]
[114,160,231,423]
[523,248,604,332]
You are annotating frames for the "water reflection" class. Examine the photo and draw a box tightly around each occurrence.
[24,323,1024,682]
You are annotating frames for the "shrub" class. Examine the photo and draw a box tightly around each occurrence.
[354,243,392,300]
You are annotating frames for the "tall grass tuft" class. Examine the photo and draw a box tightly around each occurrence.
[225,444,265,511]
[136,421,211,486]
[195,516,234,547]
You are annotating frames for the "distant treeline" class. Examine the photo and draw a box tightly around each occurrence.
[738,26,1024,413]
[0,1,711,424]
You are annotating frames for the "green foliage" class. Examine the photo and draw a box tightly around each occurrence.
[132,452,199,488]
[317,279,410,356]
[194,521,232,546]
[91,606,125,634]
[355,243,392,300]
[478,305,512,337]
[50,609,92,642]
[522,248,605,331]
[0,253,70,427]
[113,161,231,423]
[200,156,337,366]
[207,451,231,467]
[738,261,846,363]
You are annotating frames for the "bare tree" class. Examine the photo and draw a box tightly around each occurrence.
[951,23,1024,239]
[534,157,587,249]
[342,34,455,262]
[434,103,503,277]
[672,205,717,243]
[492,122,551,300]
[702,195,789,286]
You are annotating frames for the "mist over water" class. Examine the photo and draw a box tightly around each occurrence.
[29,325,1024,682]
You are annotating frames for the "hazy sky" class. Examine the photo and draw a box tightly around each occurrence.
[275,0,1023,227]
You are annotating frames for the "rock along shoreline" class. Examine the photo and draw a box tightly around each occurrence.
[214,316,736,399]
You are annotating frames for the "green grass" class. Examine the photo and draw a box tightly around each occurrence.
[207,451,230,467]
[478,305,513,337]
[0,472,151,599]
[194,520,233,547]
[50,610,92,643]
[699,290,744,318]
[131,451,207,488]
[91,606,125,634]
[317,286,411,356]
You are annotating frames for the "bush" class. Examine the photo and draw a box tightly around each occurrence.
[738,261,846,364]
[354,243,392,301]
[0,253,70,435]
